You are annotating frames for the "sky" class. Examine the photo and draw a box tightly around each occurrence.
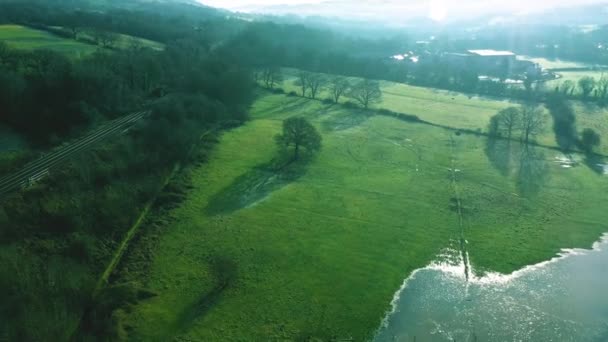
[198,0,608,22]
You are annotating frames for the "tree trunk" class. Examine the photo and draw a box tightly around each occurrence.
[294,143,300,161]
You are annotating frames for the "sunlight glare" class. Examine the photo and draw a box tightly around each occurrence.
[428,0,448,22]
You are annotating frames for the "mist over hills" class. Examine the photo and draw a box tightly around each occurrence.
[198,0,608,27]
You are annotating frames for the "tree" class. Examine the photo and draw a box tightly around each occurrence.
[306,73,326,100]
[520,105,546,144]
[348,79,382,109]
[328,76,350,103]
[596,76,608,101]
[89,29,118,48]
[578,76,596,99]
[275,117,322,161]
[580,128,601,153]
[495,107,521,141]
[560,80,576,96]
[261,67,283,90]
[295,71,310,97]
[546,94,578,151]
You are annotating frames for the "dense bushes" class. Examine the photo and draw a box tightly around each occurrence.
[0,3,256,339]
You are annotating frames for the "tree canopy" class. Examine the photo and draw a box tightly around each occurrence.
[275,117,322,161]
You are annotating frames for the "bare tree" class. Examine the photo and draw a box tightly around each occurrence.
[520,105,546,144]
[348,79,382,109]
[495,107,521,141]
[295,71,310,97]
[596,76,608,100]
[306,73,326,100]
[560,80,576,96]
[328,76,350,103]
[261,67,283,90]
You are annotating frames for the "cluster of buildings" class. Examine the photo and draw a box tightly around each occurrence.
[442,49,542,79]
[392,46,545,82]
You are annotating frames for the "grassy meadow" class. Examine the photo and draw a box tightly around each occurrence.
[0,24,164,59]
[521,56,592,70]
[281,69,608,154]
[0,25,98,58]
[124,90,608,340]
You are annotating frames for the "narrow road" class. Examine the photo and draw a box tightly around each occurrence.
[0,111,148,198]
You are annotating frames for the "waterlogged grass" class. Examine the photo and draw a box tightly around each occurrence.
[126,92,608,340]
[0,25,98,58]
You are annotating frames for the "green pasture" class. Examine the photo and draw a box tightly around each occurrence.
[0,25,98,58]
[521,56,592,70]
[125,92,608,340]
[280,69,608,154]
[280,68,513,131]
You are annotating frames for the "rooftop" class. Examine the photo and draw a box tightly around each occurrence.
[468,49,516,57]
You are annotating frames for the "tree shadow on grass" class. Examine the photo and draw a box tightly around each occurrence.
[204,158,309,216]
[261,97,312,118]
[321,108,370,132]
[173,257,237,336]
[516,145,550,198]
[485,137,514,177]
[583,153,607,175]
[485,137,550,198]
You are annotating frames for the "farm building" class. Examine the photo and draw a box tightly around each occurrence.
[467,49,517,74]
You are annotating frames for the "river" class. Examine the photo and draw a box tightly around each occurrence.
[374,234,608,342]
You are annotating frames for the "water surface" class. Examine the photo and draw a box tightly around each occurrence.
[375,234,608,341]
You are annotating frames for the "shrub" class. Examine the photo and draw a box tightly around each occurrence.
[321,98,334,104]
[287,91,298,97]
[271,88,285,94]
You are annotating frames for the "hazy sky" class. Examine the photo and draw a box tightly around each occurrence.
[198,0,608,22]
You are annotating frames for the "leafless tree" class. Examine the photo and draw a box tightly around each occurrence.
[328,76,351,103]
[348,79,382,109]
[520,105,546,144]
[295,71,310,97]
[560,80,576,96]
[261,67,283,89]
[306,73,326,99]
[495,107,521,141]
[596,76,608,100]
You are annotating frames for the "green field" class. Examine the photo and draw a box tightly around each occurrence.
[547,70,608,92]
[281,69,608,154]
[0,25,99,58]
[281,68,512,130]
[124,91,608,340]
[0,24,164,58]
[521,56,592,70]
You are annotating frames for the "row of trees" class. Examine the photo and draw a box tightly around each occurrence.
[258,69,383,109]
[557,76,608,101]
[489,102,601,153]
[490,106,547,145]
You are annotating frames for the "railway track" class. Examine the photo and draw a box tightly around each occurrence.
[0,111,148,198]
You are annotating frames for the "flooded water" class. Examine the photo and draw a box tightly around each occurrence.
[375,234,608,342]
